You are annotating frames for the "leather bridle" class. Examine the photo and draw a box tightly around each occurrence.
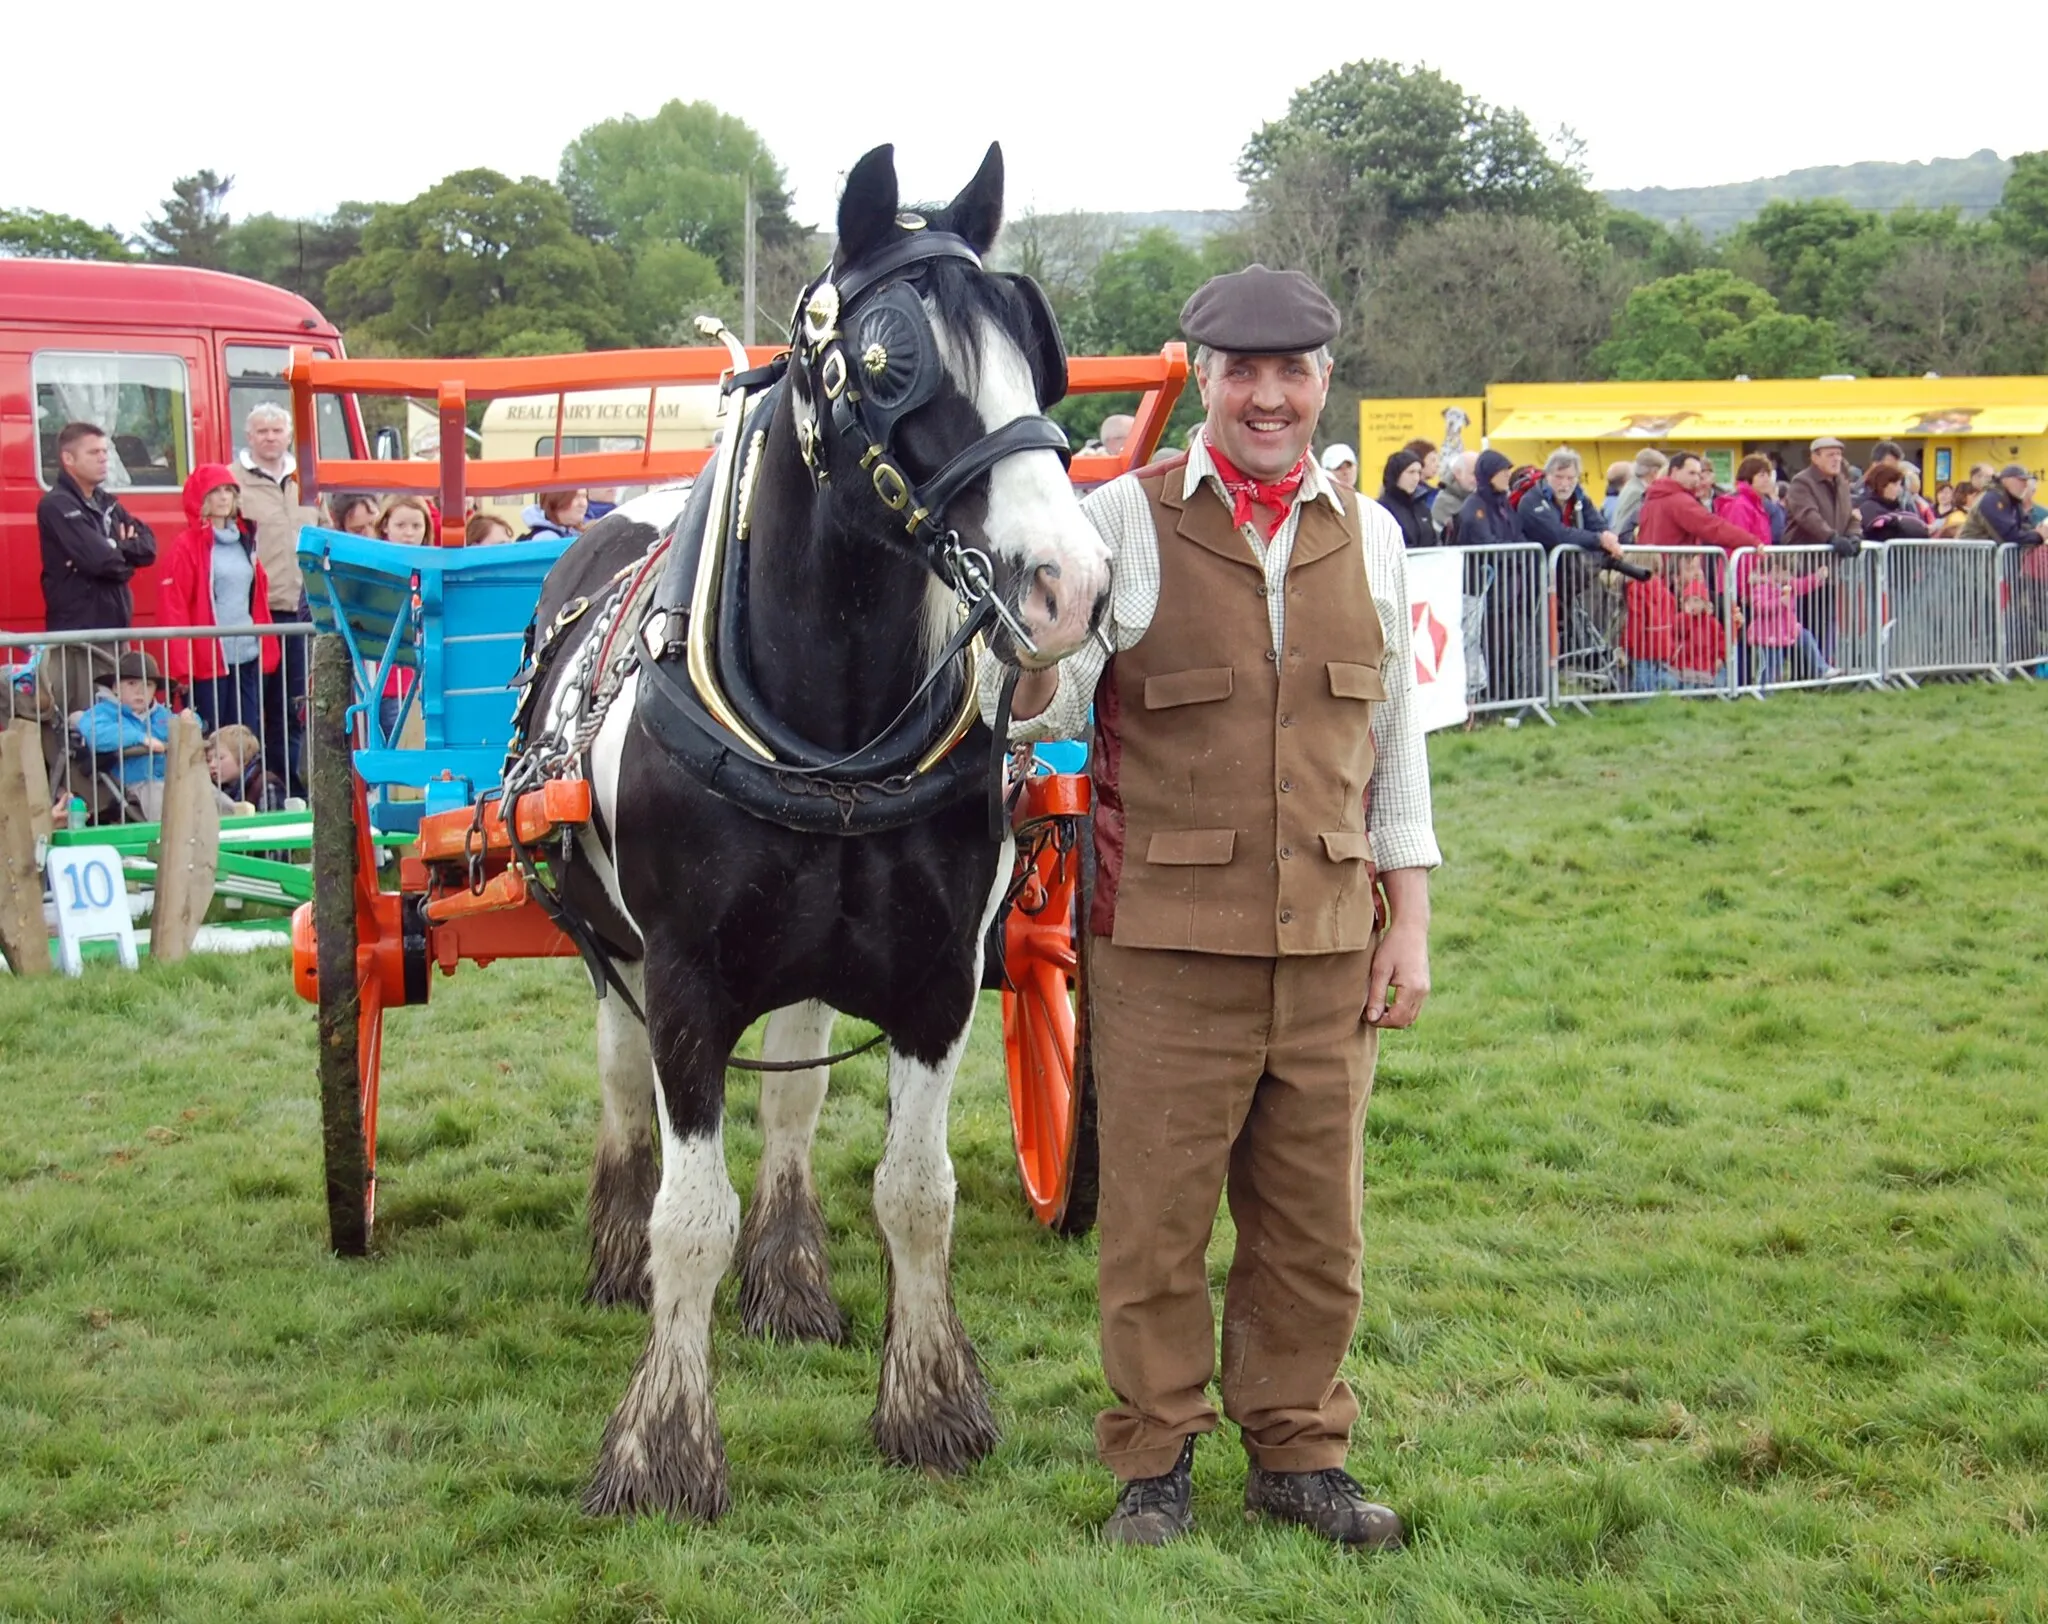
[782,227,1073,652]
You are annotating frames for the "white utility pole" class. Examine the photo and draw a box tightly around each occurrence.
[742,180,757,347]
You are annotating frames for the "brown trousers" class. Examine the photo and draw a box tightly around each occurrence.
[1090,937,1379,1480]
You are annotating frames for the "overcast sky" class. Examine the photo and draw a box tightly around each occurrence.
[10,0,2044,236]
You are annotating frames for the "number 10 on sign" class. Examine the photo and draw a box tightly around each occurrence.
[49,845,139,975]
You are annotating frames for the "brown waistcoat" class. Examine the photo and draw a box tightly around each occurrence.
[1090,460,1387,956]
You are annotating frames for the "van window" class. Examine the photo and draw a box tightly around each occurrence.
[535,434,647,456]
[226,343,352,465]
[34,351,191,491]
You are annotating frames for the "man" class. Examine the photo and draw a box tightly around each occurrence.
[37,422,157,631]
[1637,452,1757,554]
[1784,437,1860,552]
[997,265,1437,1551]
[1433,449,1477,539]
[1959,463,2048,544]
[235,403,312,787]
[1602,459,1631,521]
[1319,441,1357,493]
[1611,448,1667,542]
[1518,449,1624,559]
[1099,413,1136,460]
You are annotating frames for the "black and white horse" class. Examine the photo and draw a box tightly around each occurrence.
[522,143,1110,1520]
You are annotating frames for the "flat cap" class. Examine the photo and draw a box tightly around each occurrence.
[1180,264,1339,355]
[1809,436,1845,452]
[1999,462,2030,481]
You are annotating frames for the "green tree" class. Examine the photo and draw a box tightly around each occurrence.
[1992,150,2048,260]
[623,239,731,345]
[1074,228,1205,354]
[1602,209,1714,279]
[1594,269,1843,380]
[557,99,797,337]
[324,169,627,358]
[220,205,372,303]
[1241,61,1596,246]
[140,170,235,267]
[1726,199,1895,322]
[1050,228,1218,446]
[998,209,1119,334]
[1356,214,1624,398]
[0,207,134,260]
[1847,238,2044,376]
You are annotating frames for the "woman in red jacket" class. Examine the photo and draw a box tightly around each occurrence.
[159,464,278,736]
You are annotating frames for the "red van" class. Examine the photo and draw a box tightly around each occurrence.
[0,259,367,628]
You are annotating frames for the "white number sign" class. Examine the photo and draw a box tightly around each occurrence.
[49,845,139,975]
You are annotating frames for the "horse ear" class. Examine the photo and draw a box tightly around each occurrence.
[945,143,1004,256]
[837,144,899,266]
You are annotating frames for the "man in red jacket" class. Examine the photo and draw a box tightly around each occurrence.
[1636,452,1756,555]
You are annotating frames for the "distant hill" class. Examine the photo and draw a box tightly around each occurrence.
[1602,150,2012,235]
[1117,209,1241,243]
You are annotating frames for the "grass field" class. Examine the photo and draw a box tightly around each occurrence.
[4,682,2046,1622]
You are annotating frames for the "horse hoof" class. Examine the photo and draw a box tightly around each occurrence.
[584,1414,730,1521]
[740,1276,849,1345]
[738,1172,844,1343]
[584,1230,651,1309]
[583,1265,651,1312]
[582,1458,731,1523]
[872,1320,1000,1475]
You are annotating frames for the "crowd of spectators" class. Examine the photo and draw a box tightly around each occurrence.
[1346,428,2048,703]
[28,400,623,824]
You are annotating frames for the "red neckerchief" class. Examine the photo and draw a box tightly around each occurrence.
[1205,441,1308,540]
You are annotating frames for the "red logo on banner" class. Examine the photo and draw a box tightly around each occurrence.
[1412,600,1450,685]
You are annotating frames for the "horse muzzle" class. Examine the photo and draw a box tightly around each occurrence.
[1001,542,1110,669]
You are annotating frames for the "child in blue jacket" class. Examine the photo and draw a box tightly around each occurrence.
[81,650,172,819]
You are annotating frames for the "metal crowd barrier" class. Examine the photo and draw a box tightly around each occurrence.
[1455,542,1550,720]
[1728,543,1886,697]
[1882,540,2001,685]
[1536,538,2033,707]
[1,623,317,826]
[1549,544,1730,708]
[1996,542,2048,678]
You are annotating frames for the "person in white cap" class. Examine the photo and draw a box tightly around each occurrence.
[1318,442,1357,493]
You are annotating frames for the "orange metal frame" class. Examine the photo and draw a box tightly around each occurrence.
[287,342,1189,546]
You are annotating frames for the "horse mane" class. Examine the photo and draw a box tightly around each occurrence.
[902,240,1017,399]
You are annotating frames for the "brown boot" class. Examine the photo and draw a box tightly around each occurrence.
[1102,1436,1196,1547]
[1244,1463,1404,1549]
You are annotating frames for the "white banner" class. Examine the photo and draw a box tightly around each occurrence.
[1403,547,1469,733]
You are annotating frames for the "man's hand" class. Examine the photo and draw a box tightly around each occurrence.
[1366,867,1431,1028]
[1599,532,1624,558]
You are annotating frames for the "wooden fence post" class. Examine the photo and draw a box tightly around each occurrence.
[151,712,218,963]
[7,717,54,844]
[0,722,53,975]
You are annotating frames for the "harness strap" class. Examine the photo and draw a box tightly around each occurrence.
[722,354,789,396]
[909,417,1073,544]
[831,232,981,305]
[727,1030,887,1073]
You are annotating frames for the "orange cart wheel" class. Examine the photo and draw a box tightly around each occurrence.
[309,634,384,1256]
[1001,803,1099,1236]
